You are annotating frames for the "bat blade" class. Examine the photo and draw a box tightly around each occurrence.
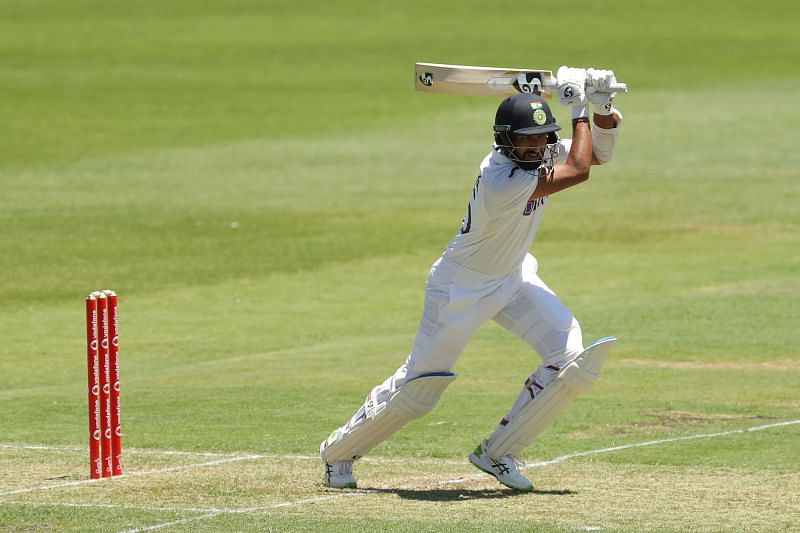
[415,63,555,97]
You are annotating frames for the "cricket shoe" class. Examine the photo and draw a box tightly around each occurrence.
[323,460,357,489]
[468,440,533,492]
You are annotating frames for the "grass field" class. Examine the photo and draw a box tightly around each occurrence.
[1,1,799,531]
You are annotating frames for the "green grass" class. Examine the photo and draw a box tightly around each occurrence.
[1,0,799,531]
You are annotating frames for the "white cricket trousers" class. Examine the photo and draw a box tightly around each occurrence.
[334,253,585,451]
[403,253,584,379]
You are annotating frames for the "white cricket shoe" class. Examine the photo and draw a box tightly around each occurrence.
[469,440,533,492]
[323,460,357,489]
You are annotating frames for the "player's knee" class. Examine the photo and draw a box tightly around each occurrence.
[537,317,583,364]
[563,317,584,359]
[390,372,457,419]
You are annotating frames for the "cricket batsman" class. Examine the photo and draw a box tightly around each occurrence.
[320,66,623,491]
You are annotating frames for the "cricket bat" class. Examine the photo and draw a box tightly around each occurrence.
[414,62,627,97]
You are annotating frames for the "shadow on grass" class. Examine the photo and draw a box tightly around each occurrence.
[364,487,574,501]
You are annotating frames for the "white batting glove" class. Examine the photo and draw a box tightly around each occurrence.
[556,66,588,120]
[587,68,617,115]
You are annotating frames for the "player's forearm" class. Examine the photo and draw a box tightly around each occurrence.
[530,119,592,199]
[593,113,617,129]
[565,118,592,176]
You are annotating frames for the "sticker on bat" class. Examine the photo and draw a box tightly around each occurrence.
[514,73,543,95]
[419,72,433,86]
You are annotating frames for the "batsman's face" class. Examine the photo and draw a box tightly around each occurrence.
[511,133,548,161]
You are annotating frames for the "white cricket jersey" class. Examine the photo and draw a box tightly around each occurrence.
[443,140,571,276]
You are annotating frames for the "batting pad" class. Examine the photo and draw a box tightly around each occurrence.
[486,337,616,458]
[320,372,457,463]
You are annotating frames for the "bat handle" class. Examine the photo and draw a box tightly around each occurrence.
[546,79,628,94]
[609,82,628,93]
[588,82,628,94]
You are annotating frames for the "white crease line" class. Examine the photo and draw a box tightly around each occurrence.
[1,500,222,514]
[0,454,264,498]
[441,418,800,484]
[124,454,264,478]
[237,492,366,512]
[0,477,103,497]
[119,512,223,533]
[745,419,800,432]
[0,443,463,465]
[119,493,364,533]
[2,492,367,518]
[0,444,248,458]
[361,456,465,466]
[1,444,84,452]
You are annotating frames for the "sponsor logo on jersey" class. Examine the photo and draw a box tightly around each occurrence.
[523,197,546,216]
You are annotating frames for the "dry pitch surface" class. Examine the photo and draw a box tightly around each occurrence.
[2,420,798,532]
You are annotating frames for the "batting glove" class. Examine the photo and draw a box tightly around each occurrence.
[587,68,617,116]
[556,66,589,119]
